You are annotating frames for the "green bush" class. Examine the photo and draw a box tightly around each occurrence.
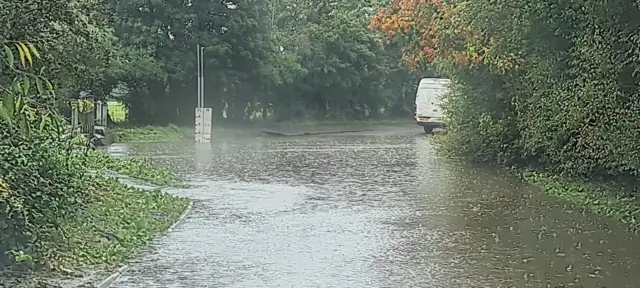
[0,121,189,271]
[0,42,188,272]
[0,124,94,269]
[436,0,640,187]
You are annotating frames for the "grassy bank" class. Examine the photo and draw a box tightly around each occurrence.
[111,125,193,142]
[520,171,640,229]
[64,151,190,272]
[86,151,185,187]
[54,177,189,270]
[110,118,413,142]
[1,141,190,287]
[431,134,640,230]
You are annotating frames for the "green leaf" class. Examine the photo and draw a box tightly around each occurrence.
[14,95,24,115]
[3,93,14,116]
[28,43,40,59]
[11,79,21,95]
[19,117,29,136]
[45,79,55,97]
[18,43,32,67]
[35,78,44,95]
[0,106,11,124]
[22,77,30,96]
[15,43,25,68]
[26,107,35,121]
[39,113,48,131]
[3,45,14,67]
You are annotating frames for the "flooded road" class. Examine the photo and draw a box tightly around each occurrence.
[109,127,640,287]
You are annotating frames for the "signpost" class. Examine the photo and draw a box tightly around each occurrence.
[195,44,212,143]
[195,107,212,142]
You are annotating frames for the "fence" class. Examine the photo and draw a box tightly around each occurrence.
[70,97,108,136]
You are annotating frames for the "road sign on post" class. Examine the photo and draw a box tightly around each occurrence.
[195,44,212,143]
[195,107,212,143]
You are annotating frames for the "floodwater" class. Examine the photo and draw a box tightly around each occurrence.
[108,127,640,288]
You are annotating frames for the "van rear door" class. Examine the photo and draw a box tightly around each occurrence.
[415,78,448,120]
[415,84,431,118]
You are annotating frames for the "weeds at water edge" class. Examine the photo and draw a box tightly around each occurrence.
[520,171,640,231]
[430,133,640,230]
[111,125,193,143]
[85,151,186,187]
[55,177,190,270]
[2,179,190,288]
[1,159,189,288]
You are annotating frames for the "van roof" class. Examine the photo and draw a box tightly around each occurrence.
[419,78,451,85]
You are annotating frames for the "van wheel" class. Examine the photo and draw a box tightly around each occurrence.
[423,126,434,134]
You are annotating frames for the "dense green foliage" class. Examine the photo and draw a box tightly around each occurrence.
[0,0,121,99]
[439,0,640,187]
[0,40,188,274]
[373,0,640,193]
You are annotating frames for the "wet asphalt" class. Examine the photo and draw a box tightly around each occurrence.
[106,125,640,288]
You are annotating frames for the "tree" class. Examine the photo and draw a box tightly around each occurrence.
[0,0,123,100]
[372,0,640,186]
[106,0,420,124]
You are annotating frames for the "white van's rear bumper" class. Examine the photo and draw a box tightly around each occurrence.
[415,116,445,128]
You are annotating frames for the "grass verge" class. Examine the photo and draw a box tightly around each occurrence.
[2,178,190,288]
[1,152,189,288]
[68,153,189,270]
[111,125,193,143]
[431,133,640,230]
[85,151,185,187]
[110,118,413,142]
[520,171,640,229]
[55,177,189,270]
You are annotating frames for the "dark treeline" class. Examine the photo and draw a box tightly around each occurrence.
[2,0,427,126]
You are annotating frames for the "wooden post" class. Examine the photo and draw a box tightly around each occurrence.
[102,101,108,127]
[95,100,105,127]
[71,100,79,133]
[77,92,95,137]
[84,104,95,136]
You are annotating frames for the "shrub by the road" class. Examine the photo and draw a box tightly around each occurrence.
[371,0,640,226]
[0,42,189,276]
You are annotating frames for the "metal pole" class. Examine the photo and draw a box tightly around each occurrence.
[197,44,201,108]
[200,47,204,108]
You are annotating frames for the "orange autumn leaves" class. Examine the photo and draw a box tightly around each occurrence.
[368,0,427,41]
[369,0,517,73]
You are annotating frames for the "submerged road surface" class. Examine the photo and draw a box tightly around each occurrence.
[109,126,640,287]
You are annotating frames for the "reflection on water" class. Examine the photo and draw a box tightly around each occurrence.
[113,133,640,288]
[194,143,213,172]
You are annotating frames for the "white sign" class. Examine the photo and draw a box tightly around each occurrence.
[195,108,212,142]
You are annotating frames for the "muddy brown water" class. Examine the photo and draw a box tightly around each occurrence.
[106,127,640,287]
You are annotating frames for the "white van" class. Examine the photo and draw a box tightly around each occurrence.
[414,78,449,133]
